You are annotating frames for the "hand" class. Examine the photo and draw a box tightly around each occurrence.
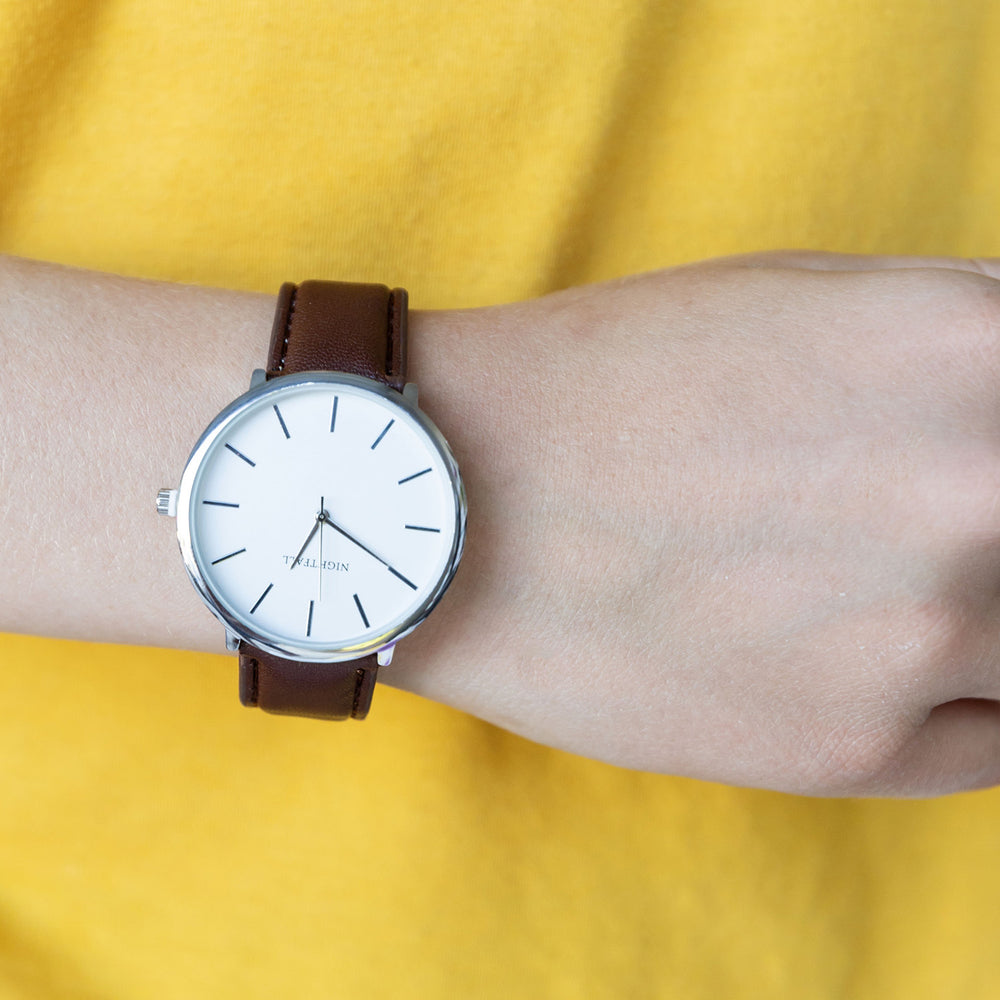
[322,514,417,591]
[396,250,1000,797]
[288,497,328,602]
[287,501,324,572]
[289,499,415,594]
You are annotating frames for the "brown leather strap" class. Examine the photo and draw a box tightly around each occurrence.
[238,280,408,720]
[239,649,378,721]
[265,280,407,390]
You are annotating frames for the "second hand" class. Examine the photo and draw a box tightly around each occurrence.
[318,495,324,602]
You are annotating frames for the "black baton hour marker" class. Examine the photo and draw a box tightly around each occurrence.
[353,593,370,629]
[202,500,240,508]
[211,547,246,566]
[330,395,339,433]
[250,583,273,615]
[388,566,418,591]
[371,419,395,450]
[307,600,314,637]
[225,443,256,467]
[398,467,431,485]
[273,404,290,439]
[405,524,440,533]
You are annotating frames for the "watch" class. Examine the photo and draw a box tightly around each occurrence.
[157,280,466,720]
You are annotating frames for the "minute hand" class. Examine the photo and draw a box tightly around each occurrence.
[321,515,418,591]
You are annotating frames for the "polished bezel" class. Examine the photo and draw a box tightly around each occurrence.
[174,371,466,662]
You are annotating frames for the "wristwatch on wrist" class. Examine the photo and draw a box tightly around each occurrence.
[156,280,466,720]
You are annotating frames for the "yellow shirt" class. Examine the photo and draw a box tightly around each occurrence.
[1,2,999,996]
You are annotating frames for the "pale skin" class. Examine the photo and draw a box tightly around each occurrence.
[3,250,1000,798]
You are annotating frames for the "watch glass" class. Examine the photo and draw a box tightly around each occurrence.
[176,372,465,660]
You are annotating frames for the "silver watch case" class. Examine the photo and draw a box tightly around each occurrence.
[166,370,466,663]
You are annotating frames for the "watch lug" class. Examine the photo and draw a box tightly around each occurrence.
[403,382,418,406]
[377,645,396,667]
[225,629,242,652]
[250,368,267,389]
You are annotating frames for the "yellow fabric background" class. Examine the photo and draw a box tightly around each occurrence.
[1,1,999,997]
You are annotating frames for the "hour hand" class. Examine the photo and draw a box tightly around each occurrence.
[288,516,322,570]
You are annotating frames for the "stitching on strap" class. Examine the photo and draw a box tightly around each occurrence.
[277,285,298,372]
[240,656,260,706]
[351,667,366,717]
[386,290,395,378]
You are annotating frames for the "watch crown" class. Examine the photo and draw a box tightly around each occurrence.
[156,488,178,518]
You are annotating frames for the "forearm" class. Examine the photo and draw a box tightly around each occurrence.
[0,255,510,714]
[9,250,1000,798]
[0,256,272,647]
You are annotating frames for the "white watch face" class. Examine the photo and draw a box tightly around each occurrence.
[176,372,465,661]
